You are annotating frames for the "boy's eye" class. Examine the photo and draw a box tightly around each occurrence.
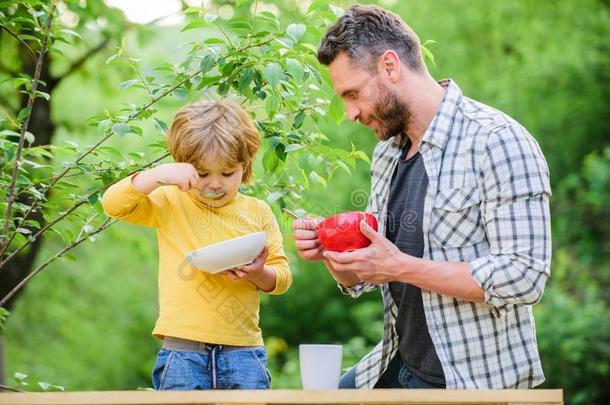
[198,173,208,178]
[222,172,235,177]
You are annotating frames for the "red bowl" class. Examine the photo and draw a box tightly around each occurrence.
[317,211,378,252]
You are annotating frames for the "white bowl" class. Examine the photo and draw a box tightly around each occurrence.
[186,231,267,274]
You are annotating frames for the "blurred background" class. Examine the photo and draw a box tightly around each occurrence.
[1,1,609,404]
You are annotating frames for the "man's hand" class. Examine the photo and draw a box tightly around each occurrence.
[323,220,407,284]
[292,217,324,261]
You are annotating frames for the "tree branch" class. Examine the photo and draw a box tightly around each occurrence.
[0,24,37,61]
[0,153,169,269]
[1,5,55,253]
[0,217,117,307]
[59,37,110,81]
[58,8,184,84]
[0,32,282,268]
[0,384,23,393]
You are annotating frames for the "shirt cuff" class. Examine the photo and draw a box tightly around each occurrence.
[469,256,508,318]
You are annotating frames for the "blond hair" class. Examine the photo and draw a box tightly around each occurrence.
[167,101,261,183]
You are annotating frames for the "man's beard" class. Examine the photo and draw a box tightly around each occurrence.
[370,82,412,141]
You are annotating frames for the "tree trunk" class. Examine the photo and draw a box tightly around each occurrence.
[0,49,56,386]
[0,335,4,385]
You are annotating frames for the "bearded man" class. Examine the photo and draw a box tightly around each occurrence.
[293,4,552,389]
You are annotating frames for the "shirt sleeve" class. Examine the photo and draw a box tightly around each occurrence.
[337,281,378,297]
[101,173,167,228]
[335,141,392,298]
[259,201,292,295]
[469,125,552,317]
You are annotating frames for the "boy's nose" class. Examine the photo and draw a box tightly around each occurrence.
[207,180,223,191]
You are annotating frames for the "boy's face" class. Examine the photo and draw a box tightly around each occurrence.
[188,159,244,208]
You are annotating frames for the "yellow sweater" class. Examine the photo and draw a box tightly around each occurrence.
[102,175,292,346]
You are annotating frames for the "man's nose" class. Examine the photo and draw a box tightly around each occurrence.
[346,102,360,122]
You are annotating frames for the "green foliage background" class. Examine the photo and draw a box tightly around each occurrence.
[2,1,609,404]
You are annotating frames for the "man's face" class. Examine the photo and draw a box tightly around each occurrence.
[328,52,411,140]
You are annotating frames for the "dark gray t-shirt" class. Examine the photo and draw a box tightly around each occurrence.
[386,143,446,385]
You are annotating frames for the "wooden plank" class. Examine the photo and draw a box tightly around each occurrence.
[0,389,563,405]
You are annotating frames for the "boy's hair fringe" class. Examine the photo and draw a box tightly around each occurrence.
[167,101,261,183]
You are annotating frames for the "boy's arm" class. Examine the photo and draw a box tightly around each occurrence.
[260,202,292,295]
[102,173,166,228]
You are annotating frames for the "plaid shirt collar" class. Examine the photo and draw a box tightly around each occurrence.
[420,79,462,151]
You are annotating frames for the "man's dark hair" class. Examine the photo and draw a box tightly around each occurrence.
[317,4,424,72]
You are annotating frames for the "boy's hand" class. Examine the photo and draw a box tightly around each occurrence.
[222,246,269,281]
[132,163,199,194]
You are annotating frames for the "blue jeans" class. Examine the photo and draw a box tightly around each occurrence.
[339,354,445,389]
[152,346,272,390]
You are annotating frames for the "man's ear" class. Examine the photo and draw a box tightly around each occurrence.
[378,50,401,83]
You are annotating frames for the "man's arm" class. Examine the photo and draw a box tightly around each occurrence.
[324,125,552,312]
[323,221,484,302]
[324,258,361,287]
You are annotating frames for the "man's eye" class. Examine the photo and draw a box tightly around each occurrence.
[222,172,235,177]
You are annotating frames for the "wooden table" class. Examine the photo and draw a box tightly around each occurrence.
[0,389,563,405]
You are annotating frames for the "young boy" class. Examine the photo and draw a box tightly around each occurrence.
[102,101,292,390]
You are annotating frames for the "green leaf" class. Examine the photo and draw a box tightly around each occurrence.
[287,23,306,43]
[300,168,310,188]
[236,0,254,7]
[105,53,120,65]
[263,63,284,87]
[120,79,139,89]
[330,4,345,18]
[328,94,345,124]
[16,227,32,235]
[293,111,305,128]
[275,143,287,161]
[203,37,225,44]
[35,90,50,100]
[0,307,9,331]
[263,149,279,173]
[181,20,207,32]
[265,93,280,117]
[307,0,329,14]
[238,68,254,95]
[60,29,82,40]
[286,58,305,81]
[266,191,283,204]
[335,160,352,175]
[309,171,327,187]
[285,144,303,153]
[183,7,202,14]
[422,45,436,67]
[17,107,30,122]
[111,123,131,137]
[24,131,35,144]
[88,193,98,205]
[200,54,216,75]
[129,125,143,136]
[38,382,64,392]
[173,87,188,99]
[153,118,168,134]
[14,372,27,381]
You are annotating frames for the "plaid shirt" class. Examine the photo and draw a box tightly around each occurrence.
[341,80,552,389]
